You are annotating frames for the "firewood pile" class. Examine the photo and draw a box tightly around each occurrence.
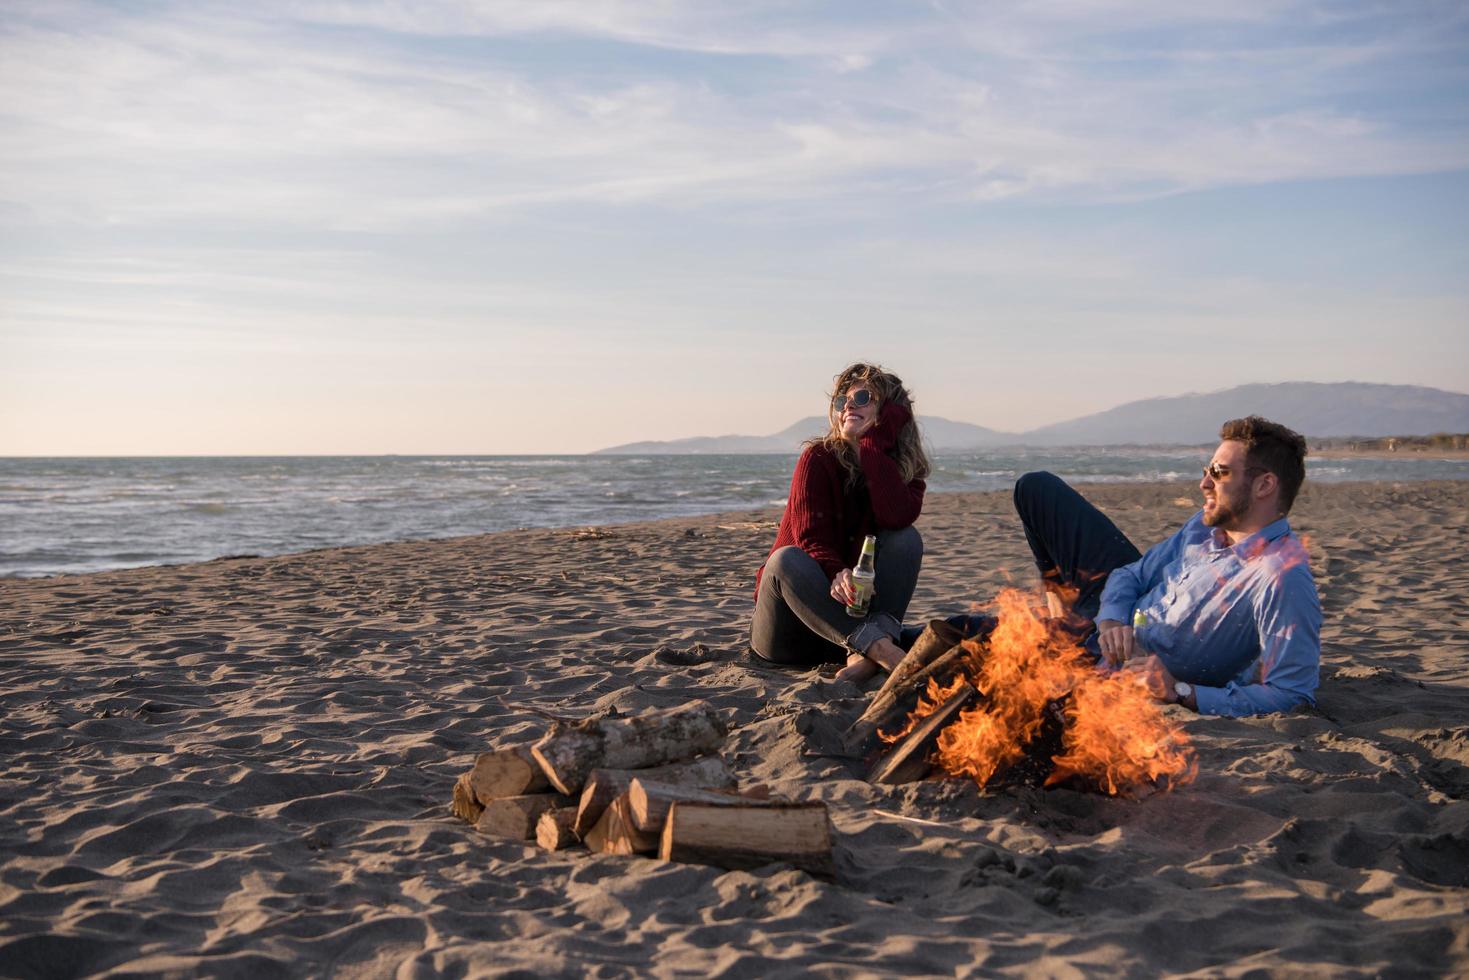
[451,701,834,878]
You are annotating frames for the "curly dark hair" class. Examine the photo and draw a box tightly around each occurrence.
[1219,416,1308,513]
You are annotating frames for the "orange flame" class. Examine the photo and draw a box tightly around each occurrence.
[891,587,1196,797]
[1048,674,1197,795]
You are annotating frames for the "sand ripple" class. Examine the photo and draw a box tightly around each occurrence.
[2,483,1466,976]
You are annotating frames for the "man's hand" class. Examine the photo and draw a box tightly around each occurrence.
[1123,654,1178,703]
[1096,620,1140,666]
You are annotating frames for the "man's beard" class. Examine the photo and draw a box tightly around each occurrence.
[1202,484,1250,528]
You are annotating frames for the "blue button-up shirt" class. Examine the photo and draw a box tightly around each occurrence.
[1094,513,1321,717]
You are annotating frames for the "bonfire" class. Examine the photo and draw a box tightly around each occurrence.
[867,588,1196,797]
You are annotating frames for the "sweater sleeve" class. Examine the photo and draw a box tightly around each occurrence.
[857,404,925,528]
[785,448,850,581]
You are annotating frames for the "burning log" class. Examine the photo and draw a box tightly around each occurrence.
[872,619,963,706]
[845,621,962,749]
[535,807,581,851]
[867,682,979,785]
[466,746,550,801]
[572,754,735,837]
[847,640,977,751]
[451,772,485,824]
[475,793,571,840]
[626,778,773,833]
[584,793,659,856]
[532,701,727,796]
[659,801,835,879]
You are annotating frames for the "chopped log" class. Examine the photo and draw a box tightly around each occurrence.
[572,754,735,837]
[535,807,581,852]
[872,619,963,706]
[584,793,659,856]
[849,642,977,750]
[867,682,978,785]
[627,778,775,833]
[475,793,569,840]
[907,640,977,693]
[467,746,550,802]
[532,702,727,796]
[845,624,964,749]
[451,772,485,824]
[659,801,835,879]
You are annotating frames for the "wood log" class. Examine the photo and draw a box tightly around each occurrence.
[659,801,835,879]
[583,793,659,856]
[572,754,735,837]
[532,701,727,796]
[467,746,550,802]
[475,793,569,840]
[845,622,963,748]
[867,682,978,785]
[451,772,485,824]
[535,807,581,851]
[872,619,963,706]
[846,637,976,750]
[627,779,774,833]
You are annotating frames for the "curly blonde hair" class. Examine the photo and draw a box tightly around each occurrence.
[808,362,931,488]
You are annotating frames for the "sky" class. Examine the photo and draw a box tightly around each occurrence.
[2,1,1468,455]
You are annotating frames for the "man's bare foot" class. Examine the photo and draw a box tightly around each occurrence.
[834,653,880,684]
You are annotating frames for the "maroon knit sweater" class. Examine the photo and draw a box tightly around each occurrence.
[755,403,926,596]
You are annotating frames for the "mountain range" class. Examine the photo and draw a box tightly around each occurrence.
[594,382,1469,453]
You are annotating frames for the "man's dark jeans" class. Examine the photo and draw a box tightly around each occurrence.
[897,472,1139,649]
[1012,471,1143,624]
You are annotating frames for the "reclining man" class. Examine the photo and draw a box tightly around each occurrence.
[1011,415,1321,717]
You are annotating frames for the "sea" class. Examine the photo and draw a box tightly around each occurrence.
[3,450,1467,578]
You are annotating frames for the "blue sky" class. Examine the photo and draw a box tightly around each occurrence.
[2,0,1467,454]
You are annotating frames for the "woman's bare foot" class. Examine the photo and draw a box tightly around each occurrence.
[864,636,906,673]
[834,653,880,684]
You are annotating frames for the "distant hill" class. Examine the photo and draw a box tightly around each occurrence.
[593,382,1469,453]
[1019,382,1469,446]
[595,415,1011,454]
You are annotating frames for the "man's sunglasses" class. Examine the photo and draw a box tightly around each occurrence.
[832,389,875,412]
[1203,462,1266,481]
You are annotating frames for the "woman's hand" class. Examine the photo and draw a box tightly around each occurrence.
[860,402,913,452]
[830,568,867,606]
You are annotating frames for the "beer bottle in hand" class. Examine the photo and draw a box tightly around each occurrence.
[846,535,878,617]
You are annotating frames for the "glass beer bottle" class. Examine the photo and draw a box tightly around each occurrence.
[846,535,877,617]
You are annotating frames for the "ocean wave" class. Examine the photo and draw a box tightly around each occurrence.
[4,453,1467,577]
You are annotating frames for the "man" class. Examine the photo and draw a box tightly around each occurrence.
[1012,416,1321,717]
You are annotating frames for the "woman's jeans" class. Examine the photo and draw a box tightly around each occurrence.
[750,526,923,666]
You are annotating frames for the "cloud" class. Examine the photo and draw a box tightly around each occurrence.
[2,0,1466,235]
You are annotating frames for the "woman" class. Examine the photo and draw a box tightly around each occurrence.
[751,363,930,683]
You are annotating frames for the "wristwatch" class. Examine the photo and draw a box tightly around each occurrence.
[1173,680,1193,704]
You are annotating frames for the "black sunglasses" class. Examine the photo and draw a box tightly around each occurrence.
[832,389,875,412]
[1203,462,1266,481]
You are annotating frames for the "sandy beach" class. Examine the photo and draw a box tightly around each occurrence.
[2,479,1466,978]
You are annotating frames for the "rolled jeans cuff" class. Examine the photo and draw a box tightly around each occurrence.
[847,612,901,655]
